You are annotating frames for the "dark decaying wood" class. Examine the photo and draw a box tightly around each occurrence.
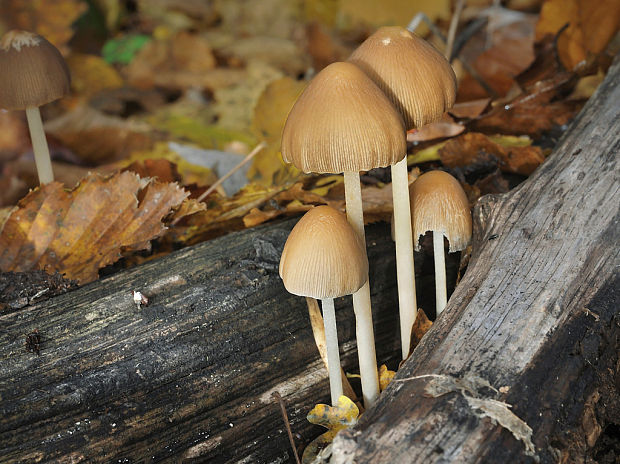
[0,219,404,463]
[330,58,620,463]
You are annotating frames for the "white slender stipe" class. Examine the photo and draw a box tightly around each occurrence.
[343,170,380,408]
[26,106,54,184]
[321,298,343,405]
[433,232,448,314]
[391,158,417,358]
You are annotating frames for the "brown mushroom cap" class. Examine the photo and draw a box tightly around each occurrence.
[349,26,456,129]
[279,205,368,299]
[281,61,406,173]
[0,30,70,110]
[410,170,471,252]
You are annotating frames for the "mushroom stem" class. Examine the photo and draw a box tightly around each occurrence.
[343,170,380,408]
[433,232,448,314]
[390,158,417,359]
[25,106,54,184]
[321,298,344,405]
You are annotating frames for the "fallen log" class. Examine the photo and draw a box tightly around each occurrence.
[330,58,620,462]
[0,219,405,463]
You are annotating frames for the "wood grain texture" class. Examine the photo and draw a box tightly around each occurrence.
[0,220,405,463]
[330,58,620,463]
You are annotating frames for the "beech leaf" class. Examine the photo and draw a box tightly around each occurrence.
[0,172,188,283]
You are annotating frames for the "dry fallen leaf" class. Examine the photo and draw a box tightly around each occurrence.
[66,54,124,99]
[249,77,305,184]
[439,132,545,176]
[409,308,433,355]
[407,117,465,143]
[127,31,217,90]
[303,395,360,462]
[379,365,396,391]
[0,172,189,283]
[535,0,620,70]
[1,0,87,52]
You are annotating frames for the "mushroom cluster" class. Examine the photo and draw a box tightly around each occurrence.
[276,26,470,407]
[0,30,71,184]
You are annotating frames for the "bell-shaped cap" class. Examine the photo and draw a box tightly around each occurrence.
[349,26,456,130]
[0,30,70,110]
[410,170,471,252]
[279,205,368,299]
[281,61,406,173]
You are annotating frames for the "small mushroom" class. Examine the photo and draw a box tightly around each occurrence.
[409,170,471,315]
[0,30,71,184]
[348,26,457,358]
[281,61,406,406]
[279,205,368,405]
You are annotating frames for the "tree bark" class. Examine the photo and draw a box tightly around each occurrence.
[330,58,620,463]
[0,220,403,463]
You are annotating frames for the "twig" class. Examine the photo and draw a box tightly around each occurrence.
[272,391,301,464]
[445,0,466,61]
[196,141,267,204]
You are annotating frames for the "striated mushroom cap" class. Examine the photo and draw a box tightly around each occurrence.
[281,61,406,173]
[0,30,70,110]
[349,26,456,130]
[410,170,471,252]
[279,205,368,299]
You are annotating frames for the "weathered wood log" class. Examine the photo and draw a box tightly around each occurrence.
[330,58,620,462]
[0,220,405,463]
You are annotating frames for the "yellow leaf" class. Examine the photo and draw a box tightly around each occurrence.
[66,54,123,98]
[407,142,445,166]
[303,395,360,463]
[310,175,342,196]
[336,0,451,35]
[307,395,359,432]
[248,77,306,184]
[379,365,396,391]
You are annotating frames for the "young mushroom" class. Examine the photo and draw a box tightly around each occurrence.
[409,170,471,315]
[279,205,368,405]
[348,26,456,358]
[281,62,406,407]
[0,30,71,184]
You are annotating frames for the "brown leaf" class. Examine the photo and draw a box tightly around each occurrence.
[44,105,154,164]
[127,32,217,90]
[0,111,28,162]
[0,172,188,283]
[123,159,183,183]
[407,119,464,142]
[457,9,536,99]
[449,98,491,119]
[439,133,545,176]
[1,0,87,52]
[535,0,620,70]
[409,308,433,355]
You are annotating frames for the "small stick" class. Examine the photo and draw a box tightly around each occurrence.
[445,0,466,61]
[196,141,266,203]
[272,391,301,464]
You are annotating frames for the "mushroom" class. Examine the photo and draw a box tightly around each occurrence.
[409,170,471,315]
[0,30,71,184]
[348,26,456,358]
[279,205,368,405]
[281,62,406,407]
